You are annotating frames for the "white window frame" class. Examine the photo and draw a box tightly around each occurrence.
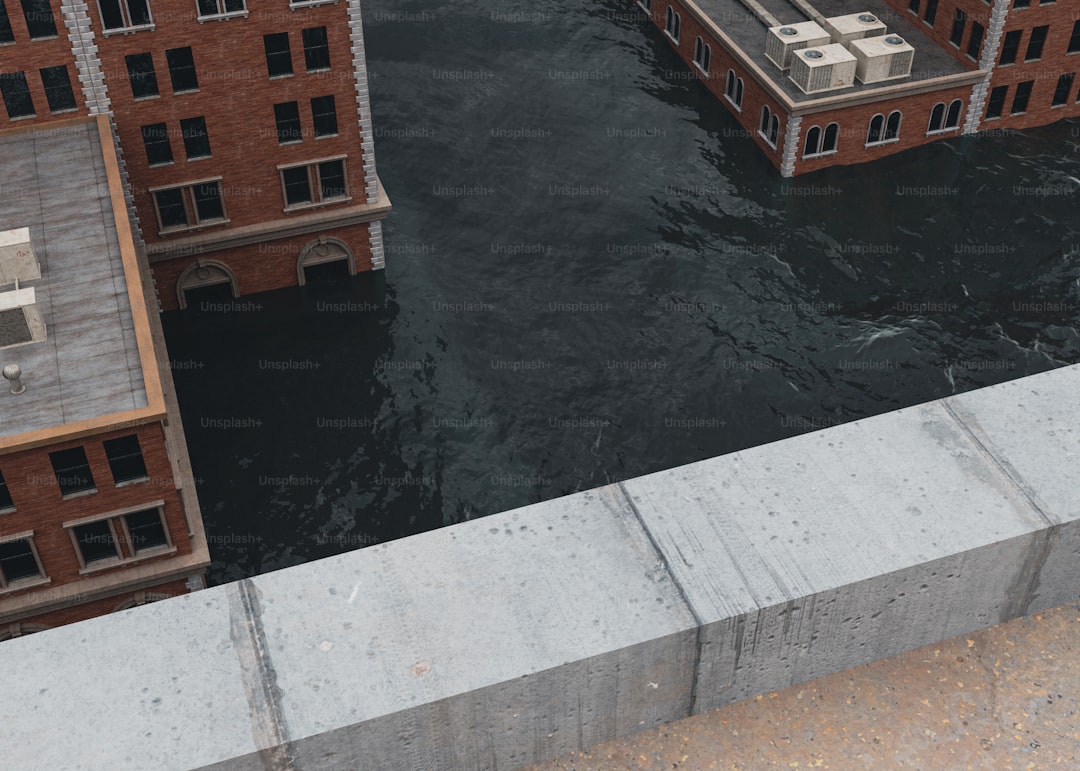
[693,37,711,74]
[866,110,902,146]
[149,176,229,235]
[97,0,154,35]
[926,100,962,134]
[759,105,779,149]
[664,7,680,43]
[196,0,248,22]
[0,531,49,593]
[63,501,174,575]
[288,0,337,8]
[277,155,351,212]
[724,69,743,111]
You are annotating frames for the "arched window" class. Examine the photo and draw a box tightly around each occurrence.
[759,106,779,148]
[928,102,946,133]
[693,38,711,72]
[725,70,743,109]
[804,125,822,157]
[885,110,902,140]
[945,99,962,128]
[702,43,711,72]
[866,113,884,145]
[665,7,680,42]
[822,122,839,152]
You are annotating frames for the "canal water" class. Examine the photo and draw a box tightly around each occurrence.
[161,0,1080,584]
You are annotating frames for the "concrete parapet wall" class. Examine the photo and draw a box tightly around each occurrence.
[1,365,1077,770]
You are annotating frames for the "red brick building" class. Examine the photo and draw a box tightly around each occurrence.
[0,116,210,639]
[0,0,389,309]
[639,0,1080,175]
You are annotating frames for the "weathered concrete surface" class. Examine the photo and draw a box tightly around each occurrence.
[526,599,1080,770]
[0,365,1076,770]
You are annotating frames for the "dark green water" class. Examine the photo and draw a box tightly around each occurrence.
[161,0,1080,584]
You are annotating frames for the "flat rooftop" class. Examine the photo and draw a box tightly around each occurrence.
[691,0,977,103]
[0,120,148,440]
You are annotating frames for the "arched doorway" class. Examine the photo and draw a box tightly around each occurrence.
[176,259,239,310]
[296,236,356,285]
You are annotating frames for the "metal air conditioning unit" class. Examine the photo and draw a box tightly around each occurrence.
[764,22,830,71]
[0,226,46,349]
[789,44,857,94]
[822,12,886,46]
[850,35,915,83]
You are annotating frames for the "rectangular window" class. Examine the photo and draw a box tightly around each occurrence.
[274,101,301,143]
[302,26,330,71]
[1013,0,1029,7]
[999,30,1021,64]
[39,65,76,112]
[98,0,151,31]
[165,47,198,93]
[908,0,919,12]
[1071,21,1080,54]
[20,0,55,38]
[1025,25,1048,61]
[0,71,34,118]
[103,435,148,484]
[966,22,984,60]
[0,469,13,511]
[125,53,158,99]
[923,0,938,25]
[0,1,15,43]
[124,509,169,553]
[279,158,348,209]
[180,116,211,158]
[985,85,1007,118]
[72,520,120,564]
[141,122,172,165]
[311,95,337,137]
[1052,73,1074,106]
[264,32,293,77]
[949,9,965,46]
[65,506,171,569]
[151,179,227,233]
[49,447,95,496]
[0,537,43,586]
[196,0,244,17]
[1011,80,1033,114]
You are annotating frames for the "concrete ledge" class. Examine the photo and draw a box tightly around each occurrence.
[1,366,1077,770]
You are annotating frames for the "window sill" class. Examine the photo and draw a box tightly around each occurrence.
[757,131,777,150]
[865,139,900,148]
[173,88,199,96]
[283,196,352,213]
[803,150,838,159]
[724,95,742,112]
[307,68,331,74]
[0,576,51,595]
[269,73,295,80]
[926,126,960,136]
[159,218,230,237]
[1051,103,1068,109]
[28,35,59,41]
[77,546,177,576]
[694,62,709,76]
[114,476,151,488]
[664,32,679,45]
[49,107,78,115]
[61,488,98,500]
[197,10,248,22]
[290,0,337,7]
[187,154,212,161]
[133,94,161,102]
[0,506,14,514]
[102,23,155,36]
[314,133,338,140]
[279,139,303,146]
[8,114,37,122]
[148,161,175,168]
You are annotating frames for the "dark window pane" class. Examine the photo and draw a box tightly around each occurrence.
[929,102,945,131]
[302,26,330,71]
[127,0,150,25]
[155,188,187,229]
[311,95,337,137]
[197,0,216,15]
[20,0,55,38]
[223,0,244,10]
[924,0,938,24]
[949,9,965,46]
[822,123,838,152]
[1053,73,1074,106]
[73,521,119,563]
[1070,21,1080,54]
[0,470,13,510]
[103,435,148,483]
[985,86,1007,118]
[804,126,820,156]
[946,100,962,127]
[193,183,224,221]
[0,1,15,43]
[907,0,919,12]
[885,112,901,140]
[0,539,40,582]
[282,166,311,205]
[999,30,1021,64]
[1011,80,1033,113]
[318,159,346,199]
[867,115,883,144]
[274,101,301,143]
[1025,26,1048,60]
[264,33,293,77]
[126,53,158,99]
[180,116,210,158]
[967,22,984,59]
[125,509,168,552]
[0,71,34,118]
[49,447,94,495]
[165,47,198,93]
[1013,0,1029,7]
[141,123,172,165]
[40,65,76,112]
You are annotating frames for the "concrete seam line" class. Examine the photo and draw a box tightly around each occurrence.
[616,481,704,716]
[227,579,296,770]
[939,400,1055,527]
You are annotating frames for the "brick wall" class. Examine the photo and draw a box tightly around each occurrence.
[0,422,192,605]
[150,219,376,311]
[882,0,994,69]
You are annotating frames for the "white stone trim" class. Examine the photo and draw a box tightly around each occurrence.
[368,219,385,270]
[779,115,802,177]
[964,0,1011,135]
[347,0,379,204]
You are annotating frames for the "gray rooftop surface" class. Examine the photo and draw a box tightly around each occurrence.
[690,0,976,103]
[0,121,147,439]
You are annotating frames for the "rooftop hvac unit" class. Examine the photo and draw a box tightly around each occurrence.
[789,44,857,94]
[822,12,886,46]
[850,35,915,83]
[0,286,46,349]
[764,22,830,71]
